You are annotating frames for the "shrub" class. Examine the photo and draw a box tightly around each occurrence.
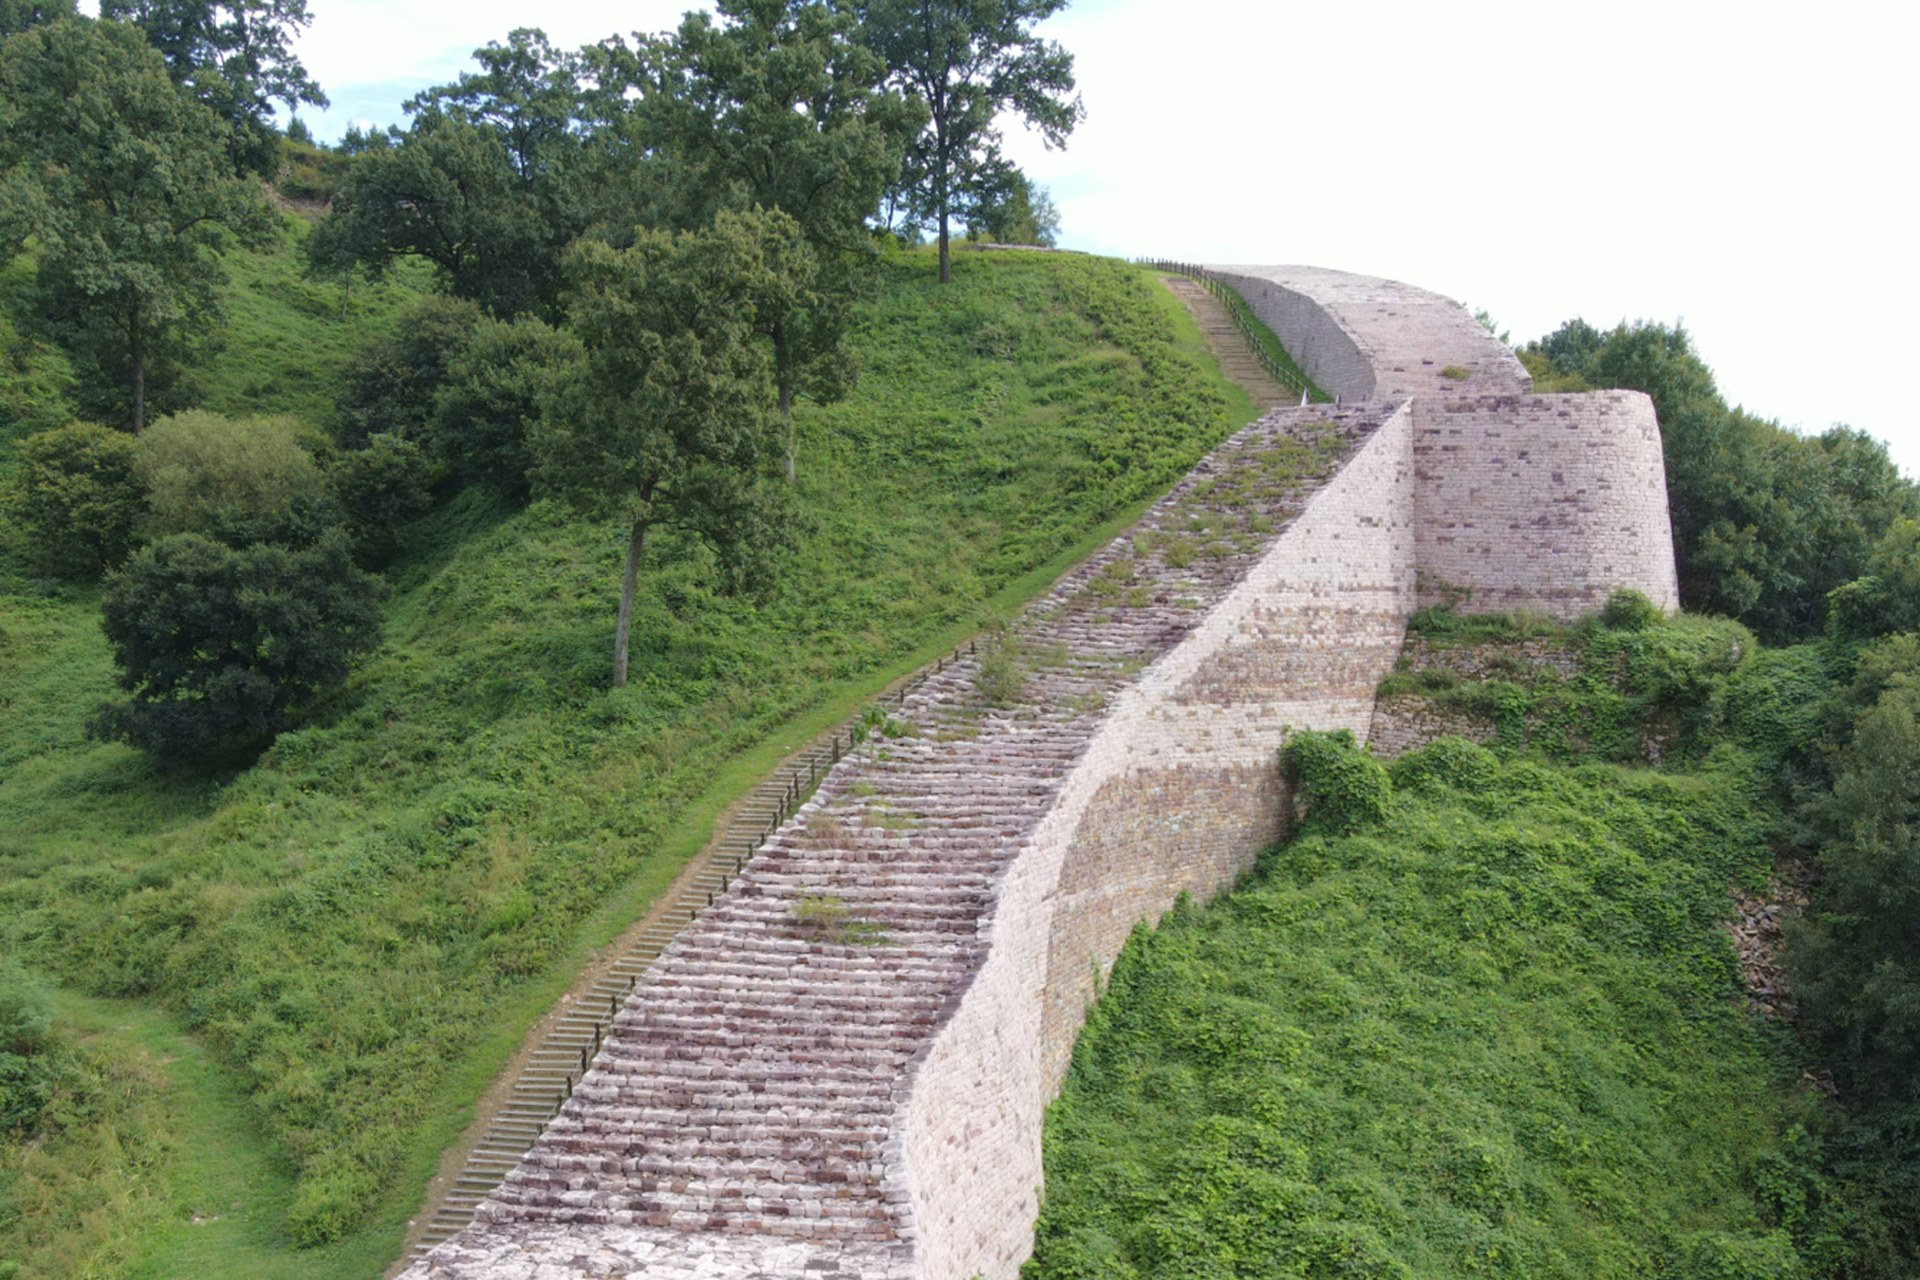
[1600,586,1663,631]
[974,635,1027,708]
[428,315,583,497]
[1,421,142,576]
[1282,728,1391,832]
[135,410,337,547]
[1388,734,1498,796]
[330,432,435,566]
[91,530,385,762]
[0,959,55,1133]
[332,295,482,449]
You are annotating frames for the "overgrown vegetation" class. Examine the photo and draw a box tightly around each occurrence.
[1031,732,1839,1279]
[0,242,1250,1267]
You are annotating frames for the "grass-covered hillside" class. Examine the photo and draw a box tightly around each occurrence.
[1027,608,1879,1280]
[0,235,1257,1277]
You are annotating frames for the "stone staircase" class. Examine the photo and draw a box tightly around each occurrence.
[401,658,969,1265]
[1161,274,1297,412]
[404,404,1390,1278]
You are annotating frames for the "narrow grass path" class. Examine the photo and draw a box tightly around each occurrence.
[44,990,403,1280]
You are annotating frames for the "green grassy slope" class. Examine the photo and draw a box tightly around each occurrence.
[0,244,1256,1275]
[1027,622,1843,1280]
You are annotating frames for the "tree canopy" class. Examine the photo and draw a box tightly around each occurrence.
[306,30,588,319]
[98,0,326,175]
[0,18,273,431]
[92,530,384,761]
[856,0,1082,281]
[535,208,807,685]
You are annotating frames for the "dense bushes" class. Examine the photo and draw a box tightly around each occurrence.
[1030,739,1832,1279]
[134,409,336,547]
[1,419,141,576]
[91,531,384,760]
[0,961,55,1133]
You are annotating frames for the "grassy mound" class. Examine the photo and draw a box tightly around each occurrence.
[0,244,1254,1272]
[1028,741,1826,1278]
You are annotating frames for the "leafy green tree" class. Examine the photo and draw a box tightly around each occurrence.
[330,296,483,449]
[428,314,583,497]
[329,432,433,567]
[1791,657,1920,1106]
[965,161,1058,244]
[0,0,73,36]
[1829,520,1920,643]
[636,0,922,476]
[134,409,336,547]
[0,18,273,432]
[536,208,804,686]
[92,529,383,761]
[99,0,326,175]
[855,0,1082,282]
[2,420,142,576]
[307,31,584,318]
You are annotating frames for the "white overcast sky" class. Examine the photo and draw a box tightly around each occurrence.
[284,0,1917,476]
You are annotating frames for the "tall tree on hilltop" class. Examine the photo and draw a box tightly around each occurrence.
[604,0,921,478]
[535,209,806,687]
[99,0,326,175]
[855,0,1082,283]
[0,18,273,431]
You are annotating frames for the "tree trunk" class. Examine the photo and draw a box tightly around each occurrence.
[938,204,951,285]
[612,519,647,688]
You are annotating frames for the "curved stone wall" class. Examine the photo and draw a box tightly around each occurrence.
[403,264,1681,1280]
[1210,265,1532,404]
[1413,391,1680,613]
[900,403,1416,1279]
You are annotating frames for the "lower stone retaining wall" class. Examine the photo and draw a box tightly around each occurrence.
[1366,694,1496,759]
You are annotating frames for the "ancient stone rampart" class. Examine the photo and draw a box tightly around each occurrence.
[404,265,1680,1280]
[1210,265,1678,617]
[1412,392,1679,613]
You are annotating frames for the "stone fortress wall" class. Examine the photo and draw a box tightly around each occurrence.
[1213,266,1680,617]
[405,267,1679,1280]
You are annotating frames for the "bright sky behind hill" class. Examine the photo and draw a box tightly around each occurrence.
[283,0,1917,477]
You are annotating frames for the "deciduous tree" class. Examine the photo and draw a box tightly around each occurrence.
[636,0,921,475]
[92,529,383,761]
[306,31,585,319]
[0,19,273,431]
[535,209,805,686]
[99,0,326,175]
[855,0,1082,282]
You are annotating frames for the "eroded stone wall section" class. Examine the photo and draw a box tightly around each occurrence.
[1413,391,1680,614]
[895,403,1417,1280]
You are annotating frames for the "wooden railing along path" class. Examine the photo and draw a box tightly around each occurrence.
[1139,259,1330,403]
